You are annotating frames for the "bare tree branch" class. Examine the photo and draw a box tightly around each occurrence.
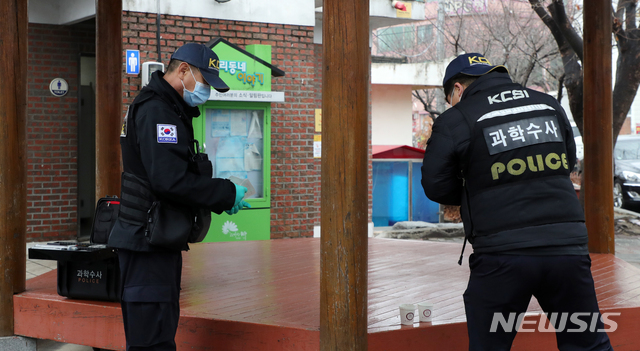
[412,91,429,112]
[613,2,627,46]
[611,0,640,141]
[520,48,539,87]
[529,0,569,53]
[615,1,624,22]
[412,90,443,118]
[625,0,637,30]
[529,0,583,135]
[556,74,565,103]
[549,0,584,62]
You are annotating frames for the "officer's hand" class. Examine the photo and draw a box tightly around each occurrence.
[233,184,248,207]
[225,185,247,215]
[225,207,238,215]
[225,200,251,215]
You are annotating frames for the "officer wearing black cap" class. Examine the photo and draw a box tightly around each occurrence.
[421,53,613,350]
[109,42,250,350]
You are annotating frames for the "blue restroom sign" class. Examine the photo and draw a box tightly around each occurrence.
[49,78,69,97]
[126,50,140,75]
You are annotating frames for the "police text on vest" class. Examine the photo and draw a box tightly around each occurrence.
[491,152,569,180]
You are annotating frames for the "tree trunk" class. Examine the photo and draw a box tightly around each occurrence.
[612,43,640,142]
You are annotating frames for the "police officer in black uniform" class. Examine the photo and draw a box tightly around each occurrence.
[421,53,613,350]
[109,43,250,351]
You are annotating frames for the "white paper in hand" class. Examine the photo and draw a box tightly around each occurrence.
[229,176,256,199]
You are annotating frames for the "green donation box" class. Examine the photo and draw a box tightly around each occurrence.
[194,38,284,242]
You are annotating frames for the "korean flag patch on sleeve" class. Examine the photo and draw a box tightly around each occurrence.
[157,124,178,144]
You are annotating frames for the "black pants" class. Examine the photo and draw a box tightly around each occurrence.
[118,249,182,351]
[463,254,613,351]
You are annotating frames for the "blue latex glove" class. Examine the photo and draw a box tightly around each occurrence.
[233,184,248,207]
[226,184,248,215]
[225,200,251,215]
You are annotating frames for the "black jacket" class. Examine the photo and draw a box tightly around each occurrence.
[108,71,236,252]
[421,72,588,254]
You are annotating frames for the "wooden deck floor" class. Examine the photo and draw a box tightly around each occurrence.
[14,238,640,350]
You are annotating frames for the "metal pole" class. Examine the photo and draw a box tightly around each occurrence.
[96,0,123,199]
[583,1,614,253]
[320,0,369,349]
[0,0,28,336]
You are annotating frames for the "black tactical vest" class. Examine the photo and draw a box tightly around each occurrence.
[454,82,586,251]
[118,90,157,226]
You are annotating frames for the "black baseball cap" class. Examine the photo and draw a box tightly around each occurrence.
[171,43,230,93]
[442,53,508,97]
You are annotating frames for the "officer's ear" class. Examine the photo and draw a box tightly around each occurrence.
[448,82,463,106]
[178,61,190,79]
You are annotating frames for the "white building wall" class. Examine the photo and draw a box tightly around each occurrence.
[30,0,315,26]
[30,0,95,25]
[123,0,315,26]
[372,61,447,88]
[371,84,413,145]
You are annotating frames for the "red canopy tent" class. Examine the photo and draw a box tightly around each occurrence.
[372,145,425,159]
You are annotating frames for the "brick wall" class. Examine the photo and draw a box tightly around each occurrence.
[24,14,374,241]
[122,12,318,238]
[26,21,95,241]
[621,116,632,135]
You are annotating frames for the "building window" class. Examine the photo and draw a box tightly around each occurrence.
[376,26,414,54]
[417,25,433,45]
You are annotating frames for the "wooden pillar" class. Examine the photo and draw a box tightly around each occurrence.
[320,0,369,349]
[95,0,123,199]
[584,1,614,253]
[0,0,28,336]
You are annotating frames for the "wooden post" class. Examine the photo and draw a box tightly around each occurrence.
[0,0,28,336]
[96,0,123,199]
[320,0,369,349]
[584,1,614,253]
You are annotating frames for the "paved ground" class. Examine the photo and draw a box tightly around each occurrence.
[612,234,640,269]
[36,340,92,351]
[27,215,640,350]
[422,234,640,270]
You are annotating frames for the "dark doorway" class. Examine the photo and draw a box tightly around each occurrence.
[77,54,96,240]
